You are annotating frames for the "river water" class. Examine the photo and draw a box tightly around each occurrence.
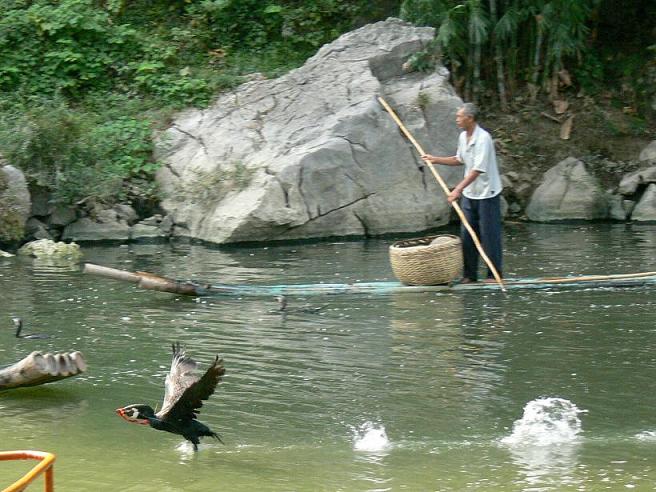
[1,223,656,491]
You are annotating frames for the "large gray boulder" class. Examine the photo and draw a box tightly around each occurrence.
[155,18,464,244]
[526,157,608,222]
[631,183,656,222]
[0,164,31,241]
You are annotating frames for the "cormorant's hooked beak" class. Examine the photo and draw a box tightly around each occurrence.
[115,407,150,425]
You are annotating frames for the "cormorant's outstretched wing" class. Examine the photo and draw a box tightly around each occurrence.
[158,343,198,415]
[157,343,224,423]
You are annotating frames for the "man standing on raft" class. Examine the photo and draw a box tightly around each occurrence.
[422,103,503,284]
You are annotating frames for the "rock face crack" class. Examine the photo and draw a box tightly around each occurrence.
[308,193,375,221]
[172,125,209,156]
[297,165,312,219]
[165,162,181,179]
[353,211,370,236]
[285,192,375,232]
[557,165,574,210]
[336,136,370,170]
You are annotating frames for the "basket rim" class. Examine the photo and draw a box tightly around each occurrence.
[389,234,461,252]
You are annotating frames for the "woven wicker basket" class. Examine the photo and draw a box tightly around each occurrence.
[389,234,463,286]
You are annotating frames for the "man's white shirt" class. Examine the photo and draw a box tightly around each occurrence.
[456,124,502,199]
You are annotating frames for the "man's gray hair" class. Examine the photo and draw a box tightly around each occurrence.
[460,102,479,120]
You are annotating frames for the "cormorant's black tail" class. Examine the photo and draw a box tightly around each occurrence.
[211,431,224,445]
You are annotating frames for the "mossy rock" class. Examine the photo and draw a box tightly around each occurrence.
[18,239,83,261]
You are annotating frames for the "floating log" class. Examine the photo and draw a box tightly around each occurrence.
[83,263,208,296]
[0,351,87,391]
[83,263,141,283]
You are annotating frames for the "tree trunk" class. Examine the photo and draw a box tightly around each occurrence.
[0,351,87,390]
[489,0,508,109]
[473,42,482,104]
[530,16,544,101]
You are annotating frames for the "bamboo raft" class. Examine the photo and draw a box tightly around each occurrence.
[83,263,656,297]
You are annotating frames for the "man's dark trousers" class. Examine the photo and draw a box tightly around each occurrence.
[460,195,503,281]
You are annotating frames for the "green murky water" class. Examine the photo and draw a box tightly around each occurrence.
[2,223,656,491]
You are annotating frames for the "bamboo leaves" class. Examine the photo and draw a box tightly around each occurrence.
[401,0,601,107]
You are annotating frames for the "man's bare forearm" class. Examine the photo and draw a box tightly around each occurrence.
[420,154,461,166]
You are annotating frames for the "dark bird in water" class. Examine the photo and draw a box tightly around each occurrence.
[275,295,327,314]
[116,343,225,451]
[12,317,50,339]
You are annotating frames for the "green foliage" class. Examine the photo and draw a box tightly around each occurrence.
[0,100,161,205]
[0,0,137,96]
[400,0,451,27]
[185,0,359,52]
[572,49,604,94]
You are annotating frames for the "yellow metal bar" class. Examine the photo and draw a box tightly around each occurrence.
[1,450,56,492]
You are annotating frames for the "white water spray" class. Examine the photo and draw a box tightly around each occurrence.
[352,422,391,452]
[501,398,586,488]
[502,397,585,446]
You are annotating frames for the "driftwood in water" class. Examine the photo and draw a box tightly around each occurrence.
[0,351,87,390]
[83,263,208,296]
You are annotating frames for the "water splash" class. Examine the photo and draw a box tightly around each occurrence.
[635,431,656,442]
[501,398,586,489]
[352,422,391,452]
[501,397,585,447]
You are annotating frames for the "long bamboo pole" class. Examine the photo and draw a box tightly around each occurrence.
[377,96,506,292]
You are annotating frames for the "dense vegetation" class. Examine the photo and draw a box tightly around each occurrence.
[0,0,653,211]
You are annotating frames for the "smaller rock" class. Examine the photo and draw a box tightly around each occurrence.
[131,215,173,240]
[0,249,14,257]
[114,204,138,225]
[526,157,608,222]
[158,215,173,234]
[131,224,162,240]
[96,208,121,224]
[618,166,656,195]
[25,218,53,240]
[500,195,509,218]
[62,217,130,241]
[30,187,52,217]
[49,205,77,227]
[18,239,83,261]
[631,183,656,222]
[504,171,520,182]
[139,214,163,226]
[514,181,533,197]
[509,202,522,214]
[608,194,628,221]
[639,141,656,162]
